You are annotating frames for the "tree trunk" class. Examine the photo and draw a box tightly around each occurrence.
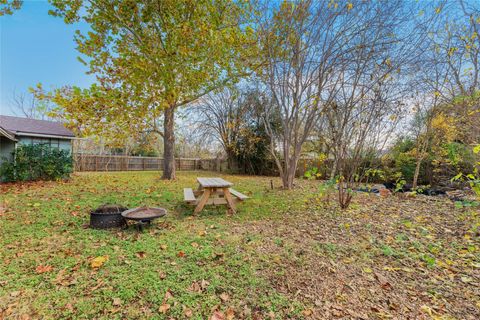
[282,158,298,189]
[162,106,176,180]
[412,157,422,189]
[329,156,338,180]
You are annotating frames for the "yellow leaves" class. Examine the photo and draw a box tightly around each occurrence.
[431,112,457,142]
[435,7,442,14]
[327,0,338,9]
[447,47,457,57]
[473,145,480,154]
[346,2,353,11]
[90,255,108,269]
[362,267,373,273]
[385,58,392,67]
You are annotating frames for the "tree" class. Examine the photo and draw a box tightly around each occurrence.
[0,0,22,16]
[46,0,259,179]
[258,0,421,190]
[409,0,480,188]
[191,85,272,172]
[11,89,52,120]
[258,0,342,189]
[192,86,249,169]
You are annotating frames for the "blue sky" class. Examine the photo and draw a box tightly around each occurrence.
[0,0,94,116]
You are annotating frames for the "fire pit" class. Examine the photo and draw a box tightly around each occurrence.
[121,207,167,230]
[90,204,128,229]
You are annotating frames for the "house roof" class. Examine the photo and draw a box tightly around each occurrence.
[0,115,75,139]
[0,126,17,141]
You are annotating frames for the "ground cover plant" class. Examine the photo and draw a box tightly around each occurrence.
[1,171,479,319]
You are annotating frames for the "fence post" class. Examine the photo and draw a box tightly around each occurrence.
[95,156,99,172]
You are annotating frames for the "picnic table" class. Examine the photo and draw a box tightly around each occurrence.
[183,177,248,214]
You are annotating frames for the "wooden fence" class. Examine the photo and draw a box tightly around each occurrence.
[73,153,331,177]
[73,154,228,172]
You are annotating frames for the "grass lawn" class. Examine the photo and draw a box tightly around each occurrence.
[1,171,479,319]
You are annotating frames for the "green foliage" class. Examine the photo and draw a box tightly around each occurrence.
[304,167,320,180]
[389,137,417,181]
[0,0,22,16]
[452,145,480,199]
[0,144,72,182]
[40,0,259,141]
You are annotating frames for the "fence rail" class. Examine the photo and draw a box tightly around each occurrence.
[73,154,227,172]
[73,153,331,177]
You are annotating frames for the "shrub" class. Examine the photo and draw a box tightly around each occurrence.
[0,144,73,182]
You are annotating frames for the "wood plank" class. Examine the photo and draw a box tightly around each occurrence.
[223,188,236,214]
[194,188,211,213]
[183,188,196,203]
[229,188,248,200]
[197,177,233,188]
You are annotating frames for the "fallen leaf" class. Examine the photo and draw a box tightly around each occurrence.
[159,303,170,314]
[136,251,146,259]
[112,298,122,306]
[189,281,202,293]
[191,242,199,248]
[461,276,473,283]
[160,244,168,250]
[90,256,108,269]
[374,272,392,289]
[201,279,210,290]
[184,308,193,318]
[219,292,230,302]
[177,251,186,257]
[362,267,373,273]
[211,310,224,320]
[302,308,313,316]
[164,289,174,300]
[10,291,20,297]
[226,308,235,320]
[35,265,53,274]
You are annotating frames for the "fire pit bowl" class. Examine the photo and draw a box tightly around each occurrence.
[90,204,128,229]
[122,207,167,230]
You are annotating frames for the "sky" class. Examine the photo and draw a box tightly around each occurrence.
[0,0,94,116]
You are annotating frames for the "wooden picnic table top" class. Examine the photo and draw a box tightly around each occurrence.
[197,177,233,188]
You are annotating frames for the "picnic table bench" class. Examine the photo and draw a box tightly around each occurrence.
[183,177,248,214]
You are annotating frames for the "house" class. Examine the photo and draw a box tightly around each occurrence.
[0,115,75,164]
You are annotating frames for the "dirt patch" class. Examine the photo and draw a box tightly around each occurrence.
[232,194,480,319]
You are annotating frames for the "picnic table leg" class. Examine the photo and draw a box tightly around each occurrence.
[223,188,236,214]
[194,188,211,214]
